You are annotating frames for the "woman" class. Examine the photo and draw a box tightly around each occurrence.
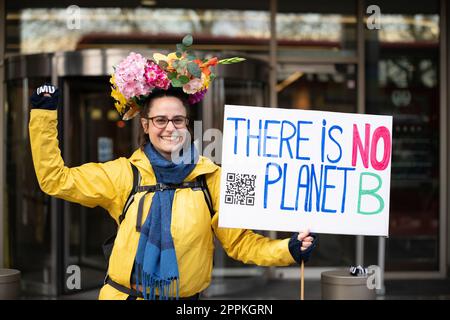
[29,42,317,300]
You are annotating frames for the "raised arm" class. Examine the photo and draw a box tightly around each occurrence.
[29,84,132,222]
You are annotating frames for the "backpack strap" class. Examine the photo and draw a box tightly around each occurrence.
[103,163,140,285]
[136,180,204,193]
[198,175,215,219]
[135,175,215,232]
[118,163,140,224]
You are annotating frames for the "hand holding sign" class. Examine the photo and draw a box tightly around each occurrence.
[289,229,317,263]
[288,228,318,300]
[298,229,314,251]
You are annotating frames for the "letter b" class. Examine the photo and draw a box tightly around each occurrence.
[357,172,384,215]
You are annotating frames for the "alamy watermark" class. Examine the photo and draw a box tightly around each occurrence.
[66,5,81,30]
[366,5,381,30]
[66,265,81,290]
[366,265,382,290]
[170,121,223,165]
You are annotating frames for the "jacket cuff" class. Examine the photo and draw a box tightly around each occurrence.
[30,96,58,110]
[288,233,302,263]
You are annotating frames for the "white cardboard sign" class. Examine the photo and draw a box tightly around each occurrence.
[219,105,392,236]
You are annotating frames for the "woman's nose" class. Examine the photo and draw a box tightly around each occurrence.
[164,120,177,131]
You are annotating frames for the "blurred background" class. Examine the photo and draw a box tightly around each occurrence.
[0,0,449,299]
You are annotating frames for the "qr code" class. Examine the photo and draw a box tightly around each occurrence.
[224,173,256,206]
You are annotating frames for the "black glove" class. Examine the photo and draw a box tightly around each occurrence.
[30,84,60,110]
[288,232,318,263]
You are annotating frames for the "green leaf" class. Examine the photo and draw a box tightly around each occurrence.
[209,73,216,82]
[178,75,190,84]
[218,57,246,64]
[178,59,188,68]
[182,34,193,47]
[176,44,186,53]
[168,72,178,80]
[171,78,183,87]
[186,51,196,61]
[187,62,202,78]
[176,51,182,58]
[172,60,179,68]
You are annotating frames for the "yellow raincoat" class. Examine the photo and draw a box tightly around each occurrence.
[29,109,296,299]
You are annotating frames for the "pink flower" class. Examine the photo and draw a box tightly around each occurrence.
[114,52,152,99]
[144,61,170,90]
[183,78,203,94]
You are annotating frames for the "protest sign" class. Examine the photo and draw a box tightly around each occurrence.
[219,105,392,236]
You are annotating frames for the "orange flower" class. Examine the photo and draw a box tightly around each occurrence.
[202,57,218,68]
[202,68,211,77]
[193,58,218,77]
[193,59,203,67]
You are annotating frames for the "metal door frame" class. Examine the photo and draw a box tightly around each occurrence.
[0,0,5,269]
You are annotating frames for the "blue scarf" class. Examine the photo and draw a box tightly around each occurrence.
[135,142,198,300]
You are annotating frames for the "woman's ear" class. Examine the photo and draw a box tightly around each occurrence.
[141,117,149,134]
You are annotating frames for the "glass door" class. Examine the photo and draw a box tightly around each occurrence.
[6,77,59,296]
[363,4,441,273]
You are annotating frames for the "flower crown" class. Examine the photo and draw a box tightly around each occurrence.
[110,34,245,120]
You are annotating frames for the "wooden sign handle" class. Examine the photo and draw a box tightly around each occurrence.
[300,261,305,300]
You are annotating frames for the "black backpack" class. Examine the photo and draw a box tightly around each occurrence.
[102,162,215,262]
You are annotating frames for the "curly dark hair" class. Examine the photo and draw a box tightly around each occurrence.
[138,87,193,150]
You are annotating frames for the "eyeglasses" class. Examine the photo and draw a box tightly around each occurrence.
[144,115,189,129]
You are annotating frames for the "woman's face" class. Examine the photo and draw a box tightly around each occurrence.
[141,96,188,161]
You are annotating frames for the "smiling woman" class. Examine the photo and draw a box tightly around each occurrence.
[139,89,191,160]
[27,35,317,300]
